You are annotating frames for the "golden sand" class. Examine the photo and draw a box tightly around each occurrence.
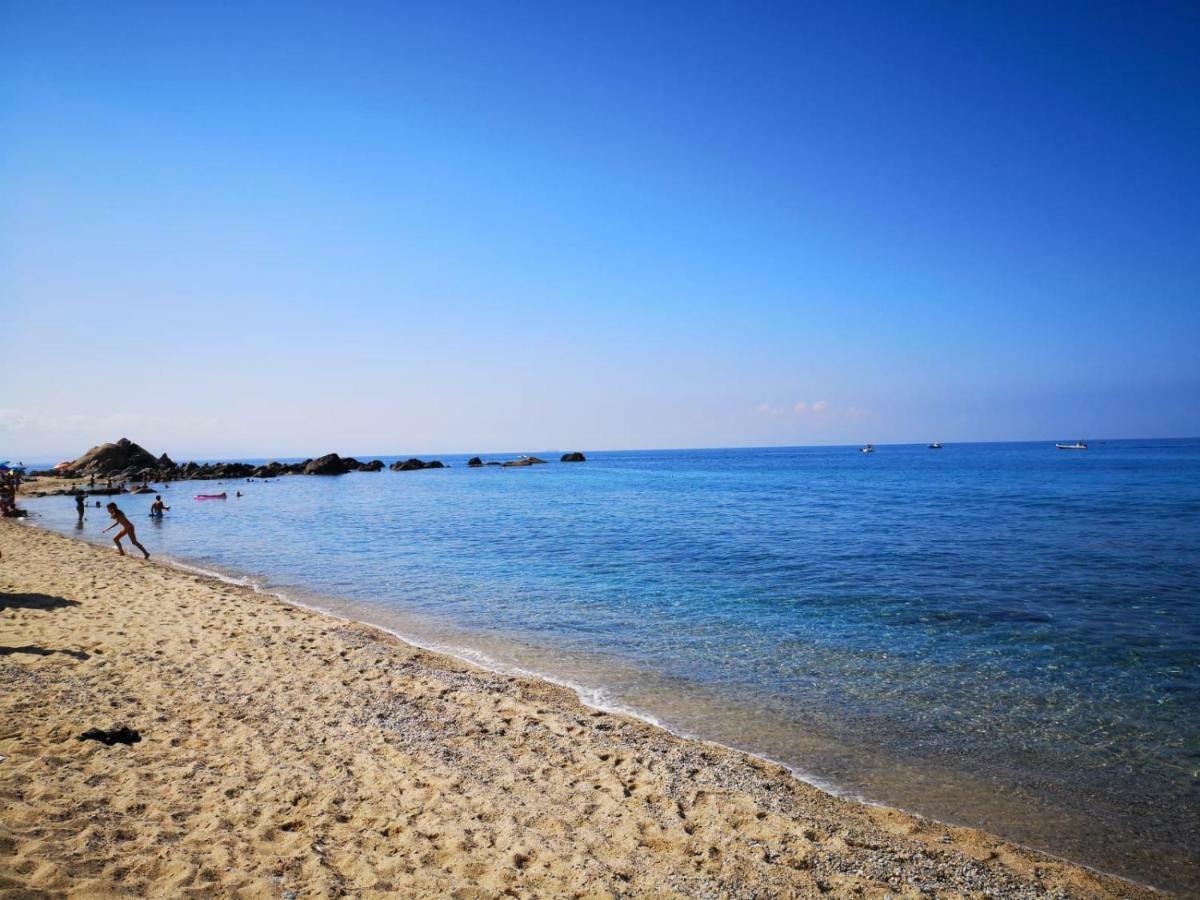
[0,522,1155,898]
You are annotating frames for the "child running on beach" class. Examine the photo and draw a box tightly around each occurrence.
[102,502,150,558]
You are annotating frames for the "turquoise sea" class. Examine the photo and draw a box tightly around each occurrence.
[23,439,1200,893]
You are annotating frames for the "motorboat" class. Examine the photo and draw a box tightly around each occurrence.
[860,444,875,453]
[928,442,943,449]
[1055,441,1088,450]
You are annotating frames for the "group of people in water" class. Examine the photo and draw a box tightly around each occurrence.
[74,490,170,559]
[69,474,256,559]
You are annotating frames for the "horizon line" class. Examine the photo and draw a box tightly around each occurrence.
[12,434,1197,467]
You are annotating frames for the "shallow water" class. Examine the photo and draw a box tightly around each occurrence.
[24,440,1200,892]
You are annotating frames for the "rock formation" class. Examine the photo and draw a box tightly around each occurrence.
[60,438,159,477]
[389,458,445,471]
[37,439,436,484]
[303,454,350,476]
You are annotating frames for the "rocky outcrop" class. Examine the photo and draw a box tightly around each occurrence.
[561,452,586,462]
[42,439,432,483]
[501,457,548,468]
[303,454,350,476]
[61,438,160,477]
[389,458,445,471]
[467,457,483,468]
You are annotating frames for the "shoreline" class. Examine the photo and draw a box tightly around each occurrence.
[1,521,1161,897]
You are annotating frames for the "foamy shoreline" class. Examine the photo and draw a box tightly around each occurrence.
[1,521,1158,897]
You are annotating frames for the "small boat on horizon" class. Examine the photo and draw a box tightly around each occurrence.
[1056,441,1088,450]
[928,442,943,449]
[860,444,875,453]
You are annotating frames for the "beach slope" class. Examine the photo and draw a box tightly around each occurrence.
[0,523,1154,898]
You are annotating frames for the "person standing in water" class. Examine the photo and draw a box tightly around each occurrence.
[74,493,86,524]
[102,502,150,558]
[149,495,169,517]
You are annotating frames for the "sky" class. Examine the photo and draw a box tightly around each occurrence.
[2,1,1198,460]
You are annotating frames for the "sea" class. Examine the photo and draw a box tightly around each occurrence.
[21,439,1200,893]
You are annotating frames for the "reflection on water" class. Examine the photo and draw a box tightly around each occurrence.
[24,439,1200,893]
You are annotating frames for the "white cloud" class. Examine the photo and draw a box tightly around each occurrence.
[792,400,831,416]
[760,400,869,425]
[756,402,788,418]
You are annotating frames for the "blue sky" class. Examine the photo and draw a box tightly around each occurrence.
[3,1,1198,459]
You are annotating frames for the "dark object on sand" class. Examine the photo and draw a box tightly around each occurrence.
[561,452,586,462]
[78,726,142,746]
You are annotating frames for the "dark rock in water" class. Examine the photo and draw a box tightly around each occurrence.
[78,725,141,746]
[255,460,303,477]
[361,459,384,472]
[202,462,255,480]
[303,454,349,476]
[389,458,445,471]
[485,461,502,466]
[390,458,425,471]
[561,452,586,462]
[467,457,483,467]
[501,456,548,467]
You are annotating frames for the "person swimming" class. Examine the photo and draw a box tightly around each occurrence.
[102,502,150,559]
[149,495,169,517]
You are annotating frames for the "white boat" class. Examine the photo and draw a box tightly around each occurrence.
[928,442,942,449]
[1056,441,1088,450]
[860,444,874,453]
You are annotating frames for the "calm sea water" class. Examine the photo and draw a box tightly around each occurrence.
[24,440,1200,893]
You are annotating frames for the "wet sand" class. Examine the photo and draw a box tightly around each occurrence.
[0,521,1157,897]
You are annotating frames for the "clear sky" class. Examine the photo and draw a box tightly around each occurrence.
[3,1,1198,460]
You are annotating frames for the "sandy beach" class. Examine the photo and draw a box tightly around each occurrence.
[0,521,1156,898]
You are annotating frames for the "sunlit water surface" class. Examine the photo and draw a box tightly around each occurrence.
[24,440,1200,892]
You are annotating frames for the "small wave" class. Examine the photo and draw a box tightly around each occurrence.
[145,545,854,799]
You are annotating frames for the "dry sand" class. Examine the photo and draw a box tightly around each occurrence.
[0,521,1156,898]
